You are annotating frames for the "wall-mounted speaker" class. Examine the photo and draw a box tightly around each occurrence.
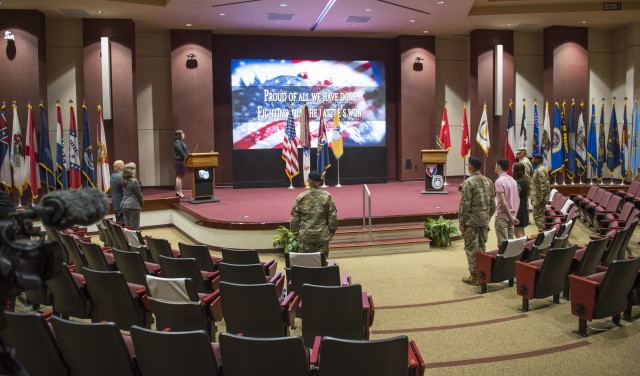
[101,37,112,120]
[494,44,503,116]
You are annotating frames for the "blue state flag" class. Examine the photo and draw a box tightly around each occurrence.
[631,101,640,179]
[532,100,540,155]
[586,102,598,177]
[81,105,96,187]
[566,100,577,178]
[606,101,621,174]
[551,102,564,174]
[38,104,56,190]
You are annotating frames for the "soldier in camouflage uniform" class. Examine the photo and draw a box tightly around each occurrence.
[530,154,550,231]
[290,170,338,257]
[458,157,496,286]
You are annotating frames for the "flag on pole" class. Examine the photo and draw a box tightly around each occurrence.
[631,100,640,179]
[25,104,40,199]
[10,102,27,194]
[460,104,470,159]
[476,103,490,157]
[331,108,343,159]
[55,102,68,190]
[587,101,598,178]
[566,100,577,179]
[96,105,111,192]
[316,106,331,178]
[438,103,451,150]
[300,104,311,185]
[282,105,299,180]
[504,101,517,175]
[606,100,621,174]
[576,101,587,177]
[38,104,55,191]
[541,101,552,166]
[68,102,82,189]
[81,105,96,188]
[518,99,527,150]
[551,101,564,174]
[0,103,11,192]
[532,100,540,155]
[621,99,629,180]
[597,100,606,180]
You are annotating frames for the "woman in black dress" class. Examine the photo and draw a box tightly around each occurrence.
[174,130,189,198]
[513,162,529,238]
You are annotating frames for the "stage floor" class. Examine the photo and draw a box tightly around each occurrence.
[143,180,462,228]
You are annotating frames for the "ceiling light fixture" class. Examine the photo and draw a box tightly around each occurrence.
[410,19,415,23]
[279,3,287,7]
[506,23,512,27]
[186,23,192,27]
[436,1,444,4]
[423,30,429,33]
[96,10,104,14]
[310,0,336,31]
[582,20,587,24]
[365,8,372,12]
[219,13,226,16]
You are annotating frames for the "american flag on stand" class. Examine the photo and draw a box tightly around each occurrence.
[282,106,299,180]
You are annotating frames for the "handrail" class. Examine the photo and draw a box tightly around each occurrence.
[362,184,372,244]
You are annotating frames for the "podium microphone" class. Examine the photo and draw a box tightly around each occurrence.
[192,143,199,153]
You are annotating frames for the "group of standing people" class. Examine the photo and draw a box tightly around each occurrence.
[458,150,550,286]
[110,160,144,230]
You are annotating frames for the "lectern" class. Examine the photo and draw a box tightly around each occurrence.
[184,152,220,204]
[421,149,449,194]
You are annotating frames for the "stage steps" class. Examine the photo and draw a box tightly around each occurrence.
[329,224,431,258]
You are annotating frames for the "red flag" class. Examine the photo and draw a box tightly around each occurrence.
[25,104,40,198]
[438,104,451,150]
[460,104,470,158]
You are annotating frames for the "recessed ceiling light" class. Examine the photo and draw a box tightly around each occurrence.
[581,20,587,24]
[436,1,444,4]
[186,23,192,27]
[423,30,429,33]
[365,8,372,12]
[506,23,512,27]
[219,13,226,16]
[96,10,104,14]
[279,3,287,7]
[409,19,415,23]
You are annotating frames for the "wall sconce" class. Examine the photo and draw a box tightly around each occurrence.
[186,53,198,69]
[4,31,14,40]
[413,57,424,71]
[5,30,16,60]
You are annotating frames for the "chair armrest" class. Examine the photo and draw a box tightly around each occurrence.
[263,259,277,278]
[329,261,338,266]
[272,273,285,298]
[568,274,600,321]
[408,340,426,376]
[361,292,370,310]
[268,271,283,284]
[599,219,624,223]
[207,293,223,322]
[368,295,375,326]
[515,261,539,298]
[280,291,296,309]
[287,294,300,327]
[310,336,322,366]
[589,234,606,240]
[341,273,351,286]
[475,251,496,283]
[596,265,609,272]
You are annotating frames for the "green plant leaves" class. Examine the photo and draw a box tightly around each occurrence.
[273,226,300,253]
[423,216,459,247]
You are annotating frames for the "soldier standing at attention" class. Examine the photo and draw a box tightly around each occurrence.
[530,154,550,231]
[516,148,532,178]
[458,157,496,286]
[290,170,338,257]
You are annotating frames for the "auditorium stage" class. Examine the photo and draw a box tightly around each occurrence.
[142,179,463,230]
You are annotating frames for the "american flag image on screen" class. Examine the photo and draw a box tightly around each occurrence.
[231,59,385,150]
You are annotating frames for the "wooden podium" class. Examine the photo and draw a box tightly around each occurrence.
[421,149,449,194]
[184,152,220,204]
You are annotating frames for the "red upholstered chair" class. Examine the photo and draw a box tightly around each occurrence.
[218,262,285,297]
[572,185,598,206]
[219,333,310,376]
[569,257,640,336]
[0,312,70,376]
[131,326,222,376]
[111,248,160,287]
[597,203,638,235]
[564,237,610,299]
[476,236,528,294]
[219,281,298,337]
[590,194,622,229]
[158,255,219,294]
[585,191,613,227]
[45,264,92,319]
[178,242,221,272]
[311,335,426,376]
[515,245,577,311]
[300,284,374,346]
[579,188,605,221]
[522,229,556,262]
[50,316,139,376]
[221,247,278,277]
[599,221,638,268]
[79,241,116,271]
[615,180,640,201]
[145,236,181,263]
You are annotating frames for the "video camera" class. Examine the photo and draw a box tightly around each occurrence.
[0,188,109,328]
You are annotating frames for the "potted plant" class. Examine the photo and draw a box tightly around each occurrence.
[423,216,459,247]
[272,226,299,253]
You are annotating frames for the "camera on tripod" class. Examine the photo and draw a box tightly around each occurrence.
[0,188,109,328]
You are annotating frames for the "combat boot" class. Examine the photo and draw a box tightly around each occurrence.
[462,272,479,286]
